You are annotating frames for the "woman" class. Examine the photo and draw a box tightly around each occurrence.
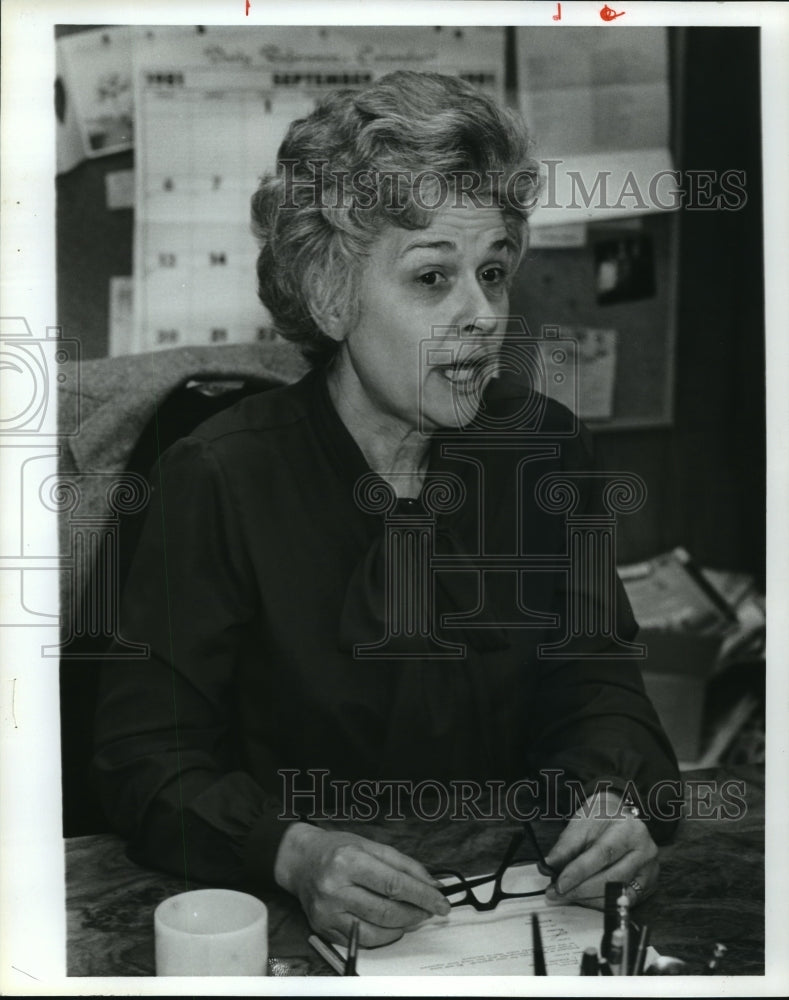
[94,71,679,948]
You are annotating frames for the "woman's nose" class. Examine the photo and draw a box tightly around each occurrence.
[454,277,504,337]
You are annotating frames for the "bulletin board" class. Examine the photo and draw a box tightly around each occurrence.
[55,24,681,429]
[511,212,678,430]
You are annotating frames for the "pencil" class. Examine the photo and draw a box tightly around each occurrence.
[532,912,547,975]
[307,934,345,976]
[344,918,360,976]
[634,924,650,975]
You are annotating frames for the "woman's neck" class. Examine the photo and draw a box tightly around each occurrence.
[325,365,430,499]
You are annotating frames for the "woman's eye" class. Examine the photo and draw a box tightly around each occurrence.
[480,266,507,286]
[417,271,444,287]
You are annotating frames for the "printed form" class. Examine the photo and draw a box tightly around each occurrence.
[338,865,605,976]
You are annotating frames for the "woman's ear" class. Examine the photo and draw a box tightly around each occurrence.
[305,269,346,342]
[318,307,346,343]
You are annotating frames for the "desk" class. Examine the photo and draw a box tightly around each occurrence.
[66,765,764,977]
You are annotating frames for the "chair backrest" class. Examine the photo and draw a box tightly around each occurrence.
[59,374,283,836]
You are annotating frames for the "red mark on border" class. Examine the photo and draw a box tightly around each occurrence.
[600,4,626,20]
[553,3,561,20]
[246,0,251,15]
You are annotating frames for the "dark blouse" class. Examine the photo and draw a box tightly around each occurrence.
[93,367,680,892]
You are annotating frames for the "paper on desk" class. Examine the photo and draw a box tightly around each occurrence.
[340,865,603,976]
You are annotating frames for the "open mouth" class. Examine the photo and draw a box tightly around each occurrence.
[435,355,498,385]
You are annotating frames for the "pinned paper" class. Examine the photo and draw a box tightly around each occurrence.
[529,224,587,249]
[56,27,134,173]
[539,327,618,421]
[108,276,134,357]
[517,28,674,227]
[105,169,135,210]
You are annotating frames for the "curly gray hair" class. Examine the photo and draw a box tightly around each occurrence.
[251,71,540,365]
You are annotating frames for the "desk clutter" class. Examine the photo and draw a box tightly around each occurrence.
[620,547,765,766]
[308,879,728,977]
[65,766,764,977]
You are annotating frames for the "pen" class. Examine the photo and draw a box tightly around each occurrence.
[600,881,625,960]
[344,918,360,976]
[616,892,631,975]
[531,912,547,975]
[633,923,650,975]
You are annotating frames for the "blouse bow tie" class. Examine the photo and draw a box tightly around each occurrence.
[338,512,510,659]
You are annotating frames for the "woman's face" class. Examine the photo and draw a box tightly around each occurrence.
[328,205,515,437]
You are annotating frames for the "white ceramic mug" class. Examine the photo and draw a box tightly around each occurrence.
[154,888,268,976]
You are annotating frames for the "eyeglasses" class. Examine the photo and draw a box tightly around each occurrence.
[431,823,557,912]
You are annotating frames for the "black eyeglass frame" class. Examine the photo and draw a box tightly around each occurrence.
[431,823,557,913]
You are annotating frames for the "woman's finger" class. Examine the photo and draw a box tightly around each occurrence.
[551,825,638,896]
[547,855,659,910]
[569,858,660,911]
[543,817,596,872]
[621,862,660,906]
[548,843,639,904]
[348,849,450,917]
[361,838,441,887]
[338,883,436,930]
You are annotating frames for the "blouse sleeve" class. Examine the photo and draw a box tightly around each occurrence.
[526,423,682,845]
[93,435,292,892]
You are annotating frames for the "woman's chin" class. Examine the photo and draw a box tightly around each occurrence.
[419,375,487,431]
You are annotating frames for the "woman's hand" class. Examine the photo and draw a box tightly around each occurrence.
[542,791,659,909]
[273,822,451,946]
